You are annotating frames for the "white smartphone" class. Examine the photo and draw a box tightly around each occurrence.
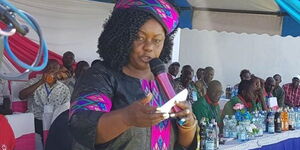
[156,89,188,113]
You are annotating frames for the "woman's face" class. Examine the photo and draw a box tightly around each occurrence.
[253,78,261,90]
[128,18,165,70]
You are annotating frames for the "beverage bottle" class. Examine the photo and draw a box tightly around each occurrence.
[268,111,275,134]
[205,124,215,150]
[258,114,264,136]
[223,115,230,138]
[199,118,207,150]
[281,108,289,131]
[289,107,295,130]
[225,85,232,99]
[295,108,300,129]
[259,112,266,133]
[237,123,247,142]
[230,116,237,138]
[266,110,271,132]
[212,119,219,149]
[261,111,268,132]
[275,108,282,133]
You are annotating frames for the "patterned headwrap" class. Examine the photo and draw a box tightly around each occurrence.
[115,0,179,34]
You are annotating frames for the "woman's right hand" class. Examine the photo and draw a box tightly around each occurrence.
[122,93,167,127]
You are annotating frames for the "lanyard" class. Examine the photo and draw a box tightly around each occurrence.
[205,95,219,106]
[44,84,54,98]
[205,95,218,119]
[238,95,252,109]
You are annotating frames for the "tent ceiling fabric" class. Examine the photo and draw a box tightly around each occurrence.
[192,11,282,35]
[187,0,280,12]
[9,0,114,63]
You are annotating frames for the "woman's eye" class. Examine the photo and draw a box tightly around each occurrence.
[154,39,161,44]
[137,36,144,41]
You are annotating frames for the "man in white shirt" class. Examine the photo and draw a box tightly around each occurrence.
[19,59,71,140]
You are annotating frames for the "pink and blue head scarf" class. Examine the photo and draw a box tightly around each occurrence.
[115,0,179,34]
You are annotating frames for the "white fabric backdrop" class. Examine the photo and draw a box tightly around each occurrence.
[10,0,114,64]
[179,29,300,88]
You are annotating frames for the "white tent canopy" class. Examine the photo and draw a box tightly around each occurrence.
[188,0,279,12]
[188,0,283,35]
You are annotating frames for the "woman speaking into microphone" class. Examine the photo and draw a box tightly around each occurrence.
[69,0,197,149]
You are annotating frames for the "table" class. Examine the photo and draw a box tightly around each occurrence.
[219,130,300,150]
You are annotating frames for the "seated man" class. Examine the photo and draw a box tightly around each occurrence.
[283,75,300,107]
[195,66,215,97]
[61,51,75,76]
[19,59,71,140]
[194,68,205,97]
[222,80,256,119]
[59,51,76,93]
[265,77,276,108]
[192,80,223,125]
[174,66,199,104]
[265,77,275,97]
[168,62,180,79]
[273,74,285,107]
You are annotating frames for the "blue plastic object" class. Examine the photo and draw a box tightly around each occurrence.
[0,0,48,75]
[275,0,300,24]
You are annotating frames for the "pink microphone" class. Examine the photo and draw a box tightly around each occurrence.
[150,58,186,125]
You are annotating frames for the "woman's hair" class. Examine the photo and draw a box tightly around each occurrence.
[238,80,252,95]
[97,9,177,70]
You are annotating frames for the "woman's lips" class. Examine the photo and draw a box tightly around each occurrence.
[141,56,152,63]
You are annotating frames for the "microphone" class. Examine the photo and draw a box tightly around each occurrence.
[0,5,29,36]
[149,58,186,125]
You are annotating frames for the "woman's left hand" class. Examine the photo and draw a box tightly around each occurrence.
[170,101,195,127]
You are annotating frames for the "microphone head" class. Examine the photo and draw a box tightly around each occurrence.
[149,58,166,76]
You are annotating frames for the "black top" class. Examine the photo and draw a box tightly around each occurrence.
[69,63,197,150]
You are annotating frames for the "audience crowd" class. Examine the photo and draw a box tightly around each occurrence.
[1,54,299,149]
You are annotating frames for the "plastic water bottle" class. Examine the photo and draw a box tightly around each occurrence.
[230,116,237,138]
[212,119,219,150]
[295,108,300,129]
[268,111,275,134]
[255,114,263,136]
[223,115,230,138]
[225,85,232,99]
[261,111,268,132]
[289,108,295,130]
[252,114,262,136]
[237,123,247,142]
[205,124,215,150]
